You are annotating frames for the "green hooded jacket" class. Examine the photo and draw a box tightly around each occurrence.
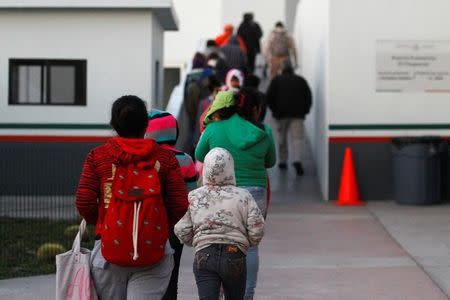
[195,113,276,187]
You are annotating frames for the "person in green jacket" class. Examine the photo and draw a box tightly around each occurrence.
[195,89,276,300]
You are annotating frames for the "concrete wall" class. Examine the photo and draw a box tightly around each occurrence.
[285,0,300,33]
[164,0,222,68]
[151,16,164,109]
[296,0,329,200]
[165,0,294,69]
[0,10,154,127]
[221,0,285,40]
[329,0,450,135]
[329,142,395,201]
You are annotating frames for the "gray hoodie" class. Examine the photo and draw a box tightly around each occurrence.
[174,147,265,253]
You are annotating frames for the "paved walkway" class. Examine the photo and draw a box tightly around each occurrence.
[2,201,449,300]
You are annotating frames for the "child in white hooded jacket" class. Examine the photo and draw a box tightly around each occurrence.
[175,147,265,299]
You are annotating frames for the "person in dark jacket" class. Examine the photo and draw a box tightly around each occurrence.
[206,52,228,84]
[220,35,248,74]
[238,12,263,73]
[244,73,267,122]
[266,60,312,176]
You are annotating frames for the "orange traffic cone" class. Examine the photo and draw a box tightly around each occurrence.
[336,147,365,206]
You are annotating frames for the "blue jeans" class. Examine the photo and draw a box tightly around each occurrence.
[193,244,246,300]
[241,186,267,299]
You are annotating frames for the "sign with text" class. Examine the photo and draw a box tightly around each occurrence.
[376,40,450,93]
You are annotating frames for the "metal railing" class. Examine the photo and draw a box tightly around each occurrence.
[0,142,97,279]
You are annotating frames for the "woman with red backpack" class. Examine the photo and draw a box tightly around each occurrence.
[76,95,188,300]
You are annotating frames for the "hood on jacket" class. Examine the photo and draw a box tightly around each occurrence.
[203,147,236,186]
[203,91,235,126]
[224,114,266,150]
[243,13,253,23]
[225,69,244,90]
[109,137,157,164]
[145,109,179,146]
[224,24,234,34]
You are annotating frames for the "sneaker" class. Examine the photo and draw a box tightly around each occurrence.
[293,162,304,176]
[278,163,287,170]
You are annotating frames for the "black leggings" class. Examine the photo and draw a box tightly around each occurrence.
[162,230,184,300]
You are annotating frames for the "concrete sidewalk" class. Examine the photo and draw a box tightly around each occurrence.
[249,202,447,299]
[368,202,450,298]
[1,201,448,300]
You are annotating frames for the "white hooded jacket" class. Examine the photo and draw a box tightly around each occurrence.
[174,147,265,253]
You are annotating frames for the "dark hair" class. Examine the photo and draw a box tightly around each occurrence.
[243,13,253,22]
[214,106,236,121]
[192,52,207,69]
[207,52,220,60]
[230,75,239,82]
[235,87,263,128]
[275,21,284,28]
[244,74,261,88]
[208,75,221,93]
[110,95,148,138]
[206,39,217,48]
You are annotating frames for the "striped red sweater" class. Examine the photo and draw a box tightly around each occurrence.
[76,137,188,235]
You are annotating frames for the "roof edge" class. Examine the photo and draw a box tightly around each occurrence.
[0,0,178,31]
[0,0,172,9]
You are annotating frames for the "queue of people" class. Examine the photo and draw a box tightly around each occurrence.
[75,91,269,300]
[73,11,312,300]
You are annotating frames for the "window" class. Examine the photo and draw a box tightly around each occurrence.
[9,59,87,105]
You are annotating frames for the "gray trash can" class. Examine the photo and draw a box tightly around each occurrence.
[392,136,445,205]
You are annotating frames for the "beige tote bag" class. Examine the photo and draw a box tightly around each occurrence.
[55,219,98,300]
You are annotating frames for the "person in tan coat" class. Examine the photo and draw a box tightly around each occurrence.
[263,22,298,78]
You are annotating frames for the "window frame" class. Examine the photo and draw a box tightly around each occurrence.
[8,59,87,106]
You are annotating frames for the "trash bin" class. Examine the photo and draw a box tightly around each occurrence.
[392,136,446,205]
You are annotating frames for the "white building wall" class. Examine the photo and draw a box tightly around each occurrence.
[164,0,294,69]
[221,0,285,40]
[164,0,222,68]
[296,0,329,200]
[329,0,450,136]
[285,0,300,33]
[151,16,165,109]
[0,10,153,125]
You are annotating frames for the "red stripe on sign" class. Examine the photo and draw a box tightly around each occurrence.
[0,135,111,143]
[329,137,393,143]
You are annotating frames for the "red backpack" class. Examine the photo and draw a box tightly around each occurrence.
[101,159,168,267]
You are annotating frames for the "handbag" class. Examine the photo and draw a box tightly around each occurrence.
[55,219,98,300]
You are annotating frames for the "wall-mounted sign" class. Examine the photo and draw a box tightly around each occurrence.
[376,40,450,93]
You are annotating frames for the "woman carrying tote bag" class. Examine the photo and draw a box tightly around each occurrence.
[55,219,97,300]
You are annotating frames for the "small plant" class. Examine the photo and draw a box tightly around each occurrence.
[36,243,66,261]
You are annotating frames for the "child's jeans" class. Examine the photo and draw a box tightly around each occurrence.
[193,244,246,300]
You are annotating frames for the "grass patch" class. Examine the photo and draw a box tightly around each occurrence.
[0,218,95,279]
